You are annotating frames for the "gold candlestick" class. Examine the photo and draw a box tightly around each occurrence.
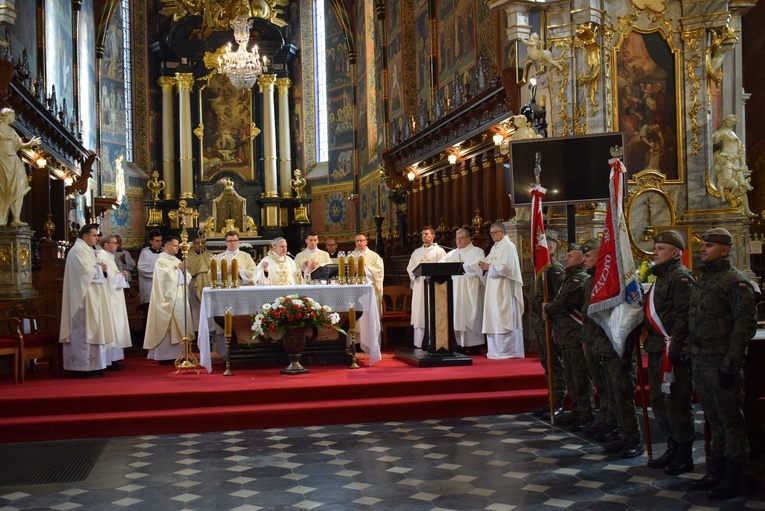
[210,257,218,289]
[347,257,356,285]
[357,256,365,285]
[223,309,233,376]
[231,258,240,288]
[338,255,346,283]
[220,259,228,288]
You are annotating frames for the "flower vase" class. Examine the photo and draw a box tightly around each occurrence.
[281,327,312,375]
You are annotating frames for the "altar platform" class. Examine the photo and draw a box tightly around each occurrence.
[0,348,548,444]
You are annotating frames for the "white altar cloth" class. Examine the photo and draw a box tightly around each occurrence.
[198,284,382,372]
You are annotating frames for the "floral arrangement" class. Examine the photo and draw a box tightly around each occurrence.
[637,260,655,284]
[250,294,343,343]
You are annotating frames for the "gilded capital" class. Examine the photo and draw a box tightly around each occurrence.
[158,76,176,94]
[175,73,195,92]
[275,77,292,94]
[257,74,277,93]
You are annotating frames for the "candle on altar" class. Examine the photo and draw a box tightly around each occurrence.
[348,256,356,281]
[210,257,217,286]
[220,259,228,286]
[349,306,356,332]
[224,309,232,337]
[338,255,346,281]
[357,256,365,283]
[231,258,239,282]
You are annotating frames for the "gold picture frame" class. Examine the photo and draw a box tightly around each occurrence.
[625,170,677,257]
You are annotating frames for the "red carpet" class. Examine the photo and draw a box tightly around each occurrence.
[0,351,549,443]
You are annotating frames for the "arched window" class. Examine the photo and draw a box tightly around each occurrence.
[314,0,328,163]
[121,0,134,161]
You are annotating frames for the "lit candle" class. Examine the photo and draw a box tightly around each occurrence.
[348,256,356,282]
[357,256,365,283]
[210,257,217,286]
[220,259,228,287]
[231,258,239,282]
[349,306,356,332]
[225,309,232,337]
[338,255,346,281]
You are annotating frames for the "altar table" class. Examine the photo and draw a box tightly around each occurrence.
[198,284,382,372]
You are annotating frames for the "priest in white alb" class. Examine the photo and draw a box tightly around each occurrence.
[143,235,195,364]
[97,234,132,369]
[253,237,300,285]
[294,232,332,281]
[406,226,447,349]
[216,230,256,284]
[59,224,109,377]
[478,222,525,359]
[353,233,385,314]
[442,228,486,354]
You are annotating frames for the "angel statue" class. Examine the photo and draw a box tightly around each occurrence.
[711,114,756,217]
[521,33,563,73]
[0,108,39,226]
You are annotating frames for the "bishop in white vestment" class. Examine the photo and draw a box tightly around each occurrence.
[253,237,300,285]
[406,227,446,348]
[443,228,486,351]
[479,222,525,359]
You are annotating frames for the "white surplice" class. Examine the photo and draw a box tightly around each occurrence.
[443,244,486,347]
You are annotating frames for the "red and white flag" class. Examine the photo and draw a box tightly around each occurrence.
[587,158,644,356]
[530,185,551,280]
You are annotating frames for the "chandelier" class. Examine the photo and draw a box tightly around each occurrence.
[217,14,267,90]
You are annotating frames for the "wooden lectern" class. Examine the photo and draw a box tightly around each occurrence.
[395,262,473,367]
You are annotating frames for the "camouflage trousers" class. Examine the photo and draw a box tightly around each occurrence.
[602,345,642,444]
[534,326,566,408]
[692,354,749,463]
[560,343,594,421]
[584,344,610,422]
[647,350,695,443]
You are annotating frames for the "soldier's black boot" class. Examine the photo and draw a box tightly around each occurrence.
[689,455,725,490]
[647,438,677,469]
[664,440,694,475]
[707,459,743,499]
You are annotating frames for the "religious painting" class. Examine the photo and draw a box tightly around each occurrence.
[328,148,353,182]
[44,0,74,111]
[437,0,455,83]
[363,0,378,167]
[387,0,400,34]
[415,10,430,101]
[100,142,127,184]
[78,0,98,152]
[326,33,350,87]
[199,74,255,181]
[8,1,37,79]
[389,33,404,118]
[328,88,354,147]
[614,29,683,182]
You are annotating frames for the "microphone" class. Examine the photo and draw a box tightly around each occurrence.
[439,245,456,251]
[287,251,295,259]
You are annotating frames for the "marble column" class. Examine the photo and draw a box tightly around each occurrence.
[175,72,194,199]
[258,74,278,199]
[276,77,293,198]
[158,76,176,199]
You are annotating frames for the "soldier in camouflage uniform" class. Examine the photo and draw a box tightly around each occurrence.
[530,230,566,419]
[543,243,593,429]
[643,231,696,474]
[687,228,756,499]
[582,238,644,458]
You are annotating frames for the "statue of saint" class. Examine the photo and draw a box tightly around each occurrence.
[0,108,40,226]
[711,114,756,217]
[509,114,541,141]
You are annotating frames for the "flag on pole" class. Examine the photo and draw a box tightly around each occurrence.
[587,158,644,356]
[530,185,551,280]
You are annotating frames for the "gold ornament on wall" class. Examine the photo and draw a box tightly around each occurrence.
[574,22,602,112]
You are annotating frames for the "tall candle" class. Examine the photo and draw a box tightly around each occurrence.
[220,259,228,286]
[357,256,365,283]
[210,257,217,286]
[349,306,356,332]
[224,309,232,336]
[231,258,239,282]
[338,256,346,281]
[348,256,356,281]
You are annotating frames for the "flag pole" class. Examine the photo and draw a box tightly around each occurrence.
[533,152,556,425]
[634,328,652,458]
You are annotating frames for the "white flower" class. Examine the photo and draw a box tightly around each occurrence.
[292,299,304,307]
[330,312,340,325]
[262,303,272,310]
[323,305,331,312]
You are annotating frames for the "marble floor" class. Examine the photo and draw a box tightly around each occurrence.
[0,412,763,511]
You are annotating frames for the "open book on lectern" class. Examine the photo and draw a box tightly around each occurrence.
[310,263,338,281]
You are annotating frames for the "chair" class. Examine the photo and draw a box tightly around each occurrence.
[381,285,413,348]
[15,301,60,383]
[0,317,21,384]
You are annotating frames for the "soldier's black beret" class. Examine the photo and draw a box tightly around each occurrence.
[702,227,733,245]
[654,230,685,250]
[581,238,601,253]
